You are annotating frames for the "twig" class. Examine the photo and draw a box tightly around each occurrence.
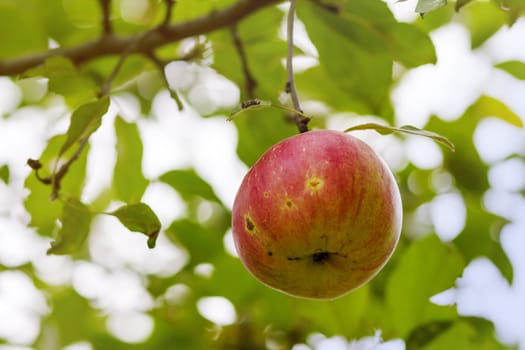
[98,0,113,35]
[98,47,134,97]
[286,0,310,133]
[230,25,257,99]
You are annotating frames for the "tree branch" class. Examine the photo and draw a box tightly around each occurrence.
[0,0,281,76]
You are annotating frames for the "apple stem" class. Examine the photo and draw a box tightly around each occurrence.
[286,0,310,133]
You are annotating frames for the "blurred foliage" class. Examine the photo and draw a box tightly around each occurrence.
[0,0,524,349]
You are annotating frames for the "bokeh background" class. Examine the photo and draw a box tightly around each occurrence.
[0,0,524,349]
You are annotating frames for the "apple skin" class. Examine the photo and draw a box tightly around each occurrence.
[231,130,402,300]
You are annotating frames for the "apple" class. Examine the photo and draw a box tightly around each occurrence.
[231,130,402,299]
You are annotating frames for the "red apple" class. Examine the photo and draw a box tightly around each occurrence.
[231,130,402,299]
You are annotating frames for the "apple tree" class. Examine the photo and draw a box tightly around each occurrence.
[0,0,524,349]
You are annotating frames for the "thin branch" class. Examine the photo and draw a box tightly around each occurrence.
[98,28,157,97]
[286,0,310,133]
[147,53,184,110]
[98,0,113,35]
[0,0,281,76]
[230,25,257,99]
[98,46,134,97]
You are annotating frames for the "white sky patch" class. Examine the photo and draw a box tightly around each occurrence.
[474,118,525,164]
[0,271,48,344]
[430,192,467,242]
[106,311,154,343]
[223,229,239,258]
[0,218,48,268]
[489,158,525,191]
[196,296,237,326]
[33,254,74,286]
[75,267,153,313]
[405,136,443,169]
[484,189,525,222]
[431,221,525,348]
[0,78,22,116]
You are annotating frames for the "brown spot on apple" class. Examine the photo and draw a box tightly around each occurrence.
[306,176,324,192]
[283,198,294,209]
[244,215,256,235]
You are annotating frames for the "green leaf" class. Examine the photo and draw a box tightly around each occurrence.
[159,169,222,204]
[0,164,9,184]
[113,116,149,203]
[388,22,437,67]
[465,95,523,128]
[110,203,161,248]
[234,107,297,166]
[344,123,455,151]
[47,198,91,255]
[0,0,47,58]
[165,219,223,266]
[495,60,525,80]
[60,96,110,156]
[386,234,465,336]
[416,0,448,14]
[420,320,505,350]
